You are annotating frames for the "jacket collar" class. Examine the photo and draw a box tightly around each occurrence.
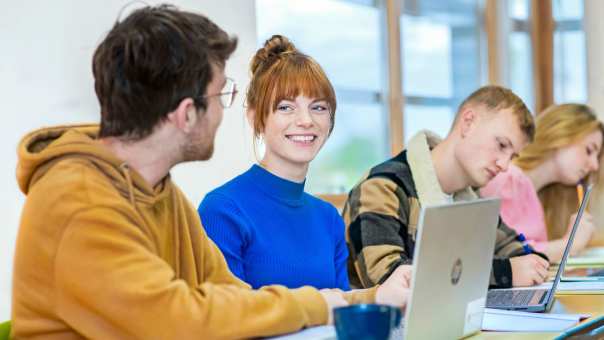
[406,130,477,206]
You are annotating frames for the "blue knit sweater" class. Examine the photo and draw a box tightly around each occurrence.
[198,164,350,290]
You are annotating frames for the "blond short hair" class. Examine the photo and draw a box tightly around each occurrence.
[455,85,535,142]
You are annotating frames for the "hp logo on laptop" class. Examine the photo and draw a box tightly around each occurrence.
[451,258,463,285]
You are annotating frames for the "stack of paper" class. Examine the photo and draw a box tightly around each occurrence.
[482,308,588,332]
[555,281,604,294]
[567,247,604,267]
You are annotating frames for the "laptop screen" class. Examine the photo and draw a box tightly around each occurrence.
[544,184,593,309]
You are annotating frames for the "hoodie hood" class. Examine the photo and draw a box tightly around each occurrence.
[16,124,170,205]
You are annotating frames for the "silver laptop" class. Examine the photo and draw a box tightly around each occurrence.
[402,198,501,339]
[486,184,593,312]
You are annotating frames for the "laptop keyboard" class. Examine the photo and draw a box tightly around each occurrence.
[486,289,546,308]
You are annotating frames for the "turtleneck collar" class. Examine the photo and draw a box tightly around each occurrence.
[245,164,306,206]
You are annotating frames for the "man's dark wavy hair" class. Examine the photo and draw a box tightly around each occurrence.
[93,4,238,140]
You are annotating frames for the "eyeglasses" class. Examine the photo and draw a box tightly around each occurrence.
[203,77,238,108]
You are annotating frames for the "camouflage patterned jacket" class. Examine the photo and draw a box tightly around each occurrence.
[343,131,547,289]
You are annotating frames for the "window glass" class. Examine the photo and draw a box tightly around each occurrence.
[400,0,481,142]
[509,32,535,110]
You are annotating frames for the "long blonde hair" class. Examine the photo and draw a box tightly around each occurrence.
[514,104,603,239]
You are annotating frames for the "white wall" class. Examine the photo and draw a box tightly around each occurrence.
[0,0,256,320]
[585,0,604,245]
[585,0,604,116]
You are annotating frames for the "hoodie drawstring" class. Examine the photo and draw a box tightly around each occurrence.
[120,163,136,206]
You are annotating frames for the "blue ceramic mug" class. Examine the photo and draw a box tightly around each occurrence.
[334,304,402,340]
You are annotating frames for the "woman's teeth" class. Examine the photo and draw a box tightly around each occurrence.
[287,135,316,142]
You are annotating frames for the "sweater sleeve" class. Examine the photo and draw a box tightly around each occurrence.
[483,172,550,287]
[198,193,249,282]
[480,170,510,200]
[54,207,327,339]
[332,211,351,291]
[482,169,550,254]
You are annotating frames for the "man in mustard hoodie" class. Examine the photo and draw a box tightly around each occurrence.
[11,4,410,339]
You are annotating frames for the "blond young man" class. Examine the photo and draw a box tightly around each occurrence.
[344,86,550,289]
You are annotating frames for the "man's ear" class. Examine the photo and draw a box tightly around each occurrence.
[459,107,477,137]
[166,98,199,133]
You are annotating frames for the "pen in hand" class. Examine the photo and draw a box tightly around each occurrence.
[517,233,532,255]
[576,182,584,209]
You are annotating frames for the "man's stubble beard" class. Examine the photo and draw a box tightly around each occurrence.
[182,132,214,162]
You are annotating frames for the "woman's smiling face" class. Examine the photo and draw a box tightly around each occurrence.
[261,95,332,170]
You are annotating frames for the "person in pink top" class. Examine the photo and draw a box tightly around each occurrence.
[481,104,603,262]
